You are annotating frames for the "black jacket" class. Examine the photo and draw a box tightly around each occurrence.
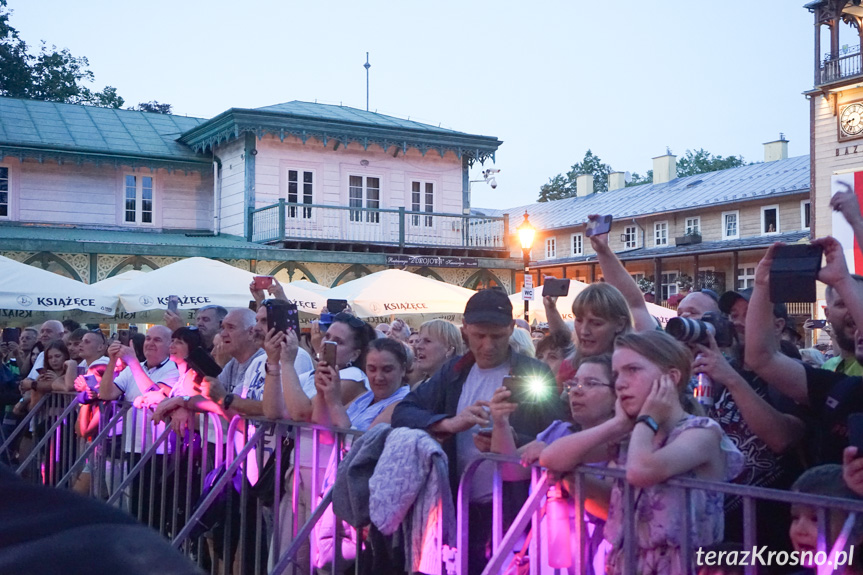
[391,351,567,498]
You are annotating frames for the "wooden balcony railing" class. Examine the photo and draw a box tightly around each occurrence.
[248,200,509,251]
[820,45,863,85]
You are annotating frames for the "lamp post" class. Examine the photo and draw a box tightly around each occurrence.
[516,211,536,324]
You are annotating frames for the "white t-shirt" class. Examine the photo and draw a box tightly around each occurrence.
[218,348,266,394]
[456,361,510,503]
[113,357,180,454]
[79,356,109,369]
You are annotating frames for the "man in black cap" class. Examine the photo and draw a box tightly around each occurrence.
[392,288,565,575]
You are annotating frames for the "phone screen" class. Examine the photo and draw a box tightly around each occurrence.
[326,299,348,314]
[167,295,180,314]
[322,341,337,367]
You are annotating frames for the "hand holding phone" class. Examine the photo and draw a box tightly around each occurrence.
[266,301,300,335]
[326,299,348,314]
[586,215,613,237]
[167,295,180,314]
[253,276,274,291]
[543,278,570,298]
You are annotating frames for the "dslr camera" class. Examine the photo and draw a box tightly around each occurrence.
[665,311,735,348]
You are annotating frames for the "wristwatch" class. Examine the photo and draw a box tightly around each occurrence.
[181,395,191,409]
[223,393,236,411]
[635,415,659,434]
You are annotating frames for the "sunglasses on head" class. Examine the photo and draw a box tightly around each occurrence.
[333,312,365,329]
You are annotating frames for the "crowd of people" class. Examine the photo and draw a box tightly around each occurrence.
[6,204,863,575]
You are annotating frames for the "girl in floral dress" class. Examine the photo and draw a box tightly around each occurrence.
[541,330,743,575]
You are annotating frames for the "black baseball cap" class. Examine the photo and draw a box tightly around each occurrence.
[463,289,513,326]
[719,287,788,320]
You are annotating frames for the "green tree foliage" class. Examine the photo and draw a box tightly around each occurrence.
[0,2,123,107]
[132,101,173,114]
[676,148,746,177]
[626,171,652,187]
[537,150,613,202]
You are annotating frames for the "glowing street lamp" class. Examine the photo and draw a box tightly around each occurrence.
[516,211,536,323]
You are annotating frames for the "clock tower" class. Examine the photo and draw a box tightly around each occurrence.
[807,0,863,270]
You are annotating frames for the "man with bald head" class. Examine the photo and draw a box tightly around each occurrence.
[25,320,64,380]
[676,289,721,320]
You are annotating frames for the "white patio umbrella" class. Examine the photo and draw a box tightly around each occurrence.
[509,279,677,327]
[0,255,118,317]
[324,269,476,327]
[115,257,325,315]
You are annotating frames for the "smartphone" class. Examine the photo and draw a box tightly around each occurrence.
[806,319,828,330]
[769,244,824,303]
[849,413,863,458]
[83,374,99,391]
[585,215,613,237]
[167,295,180,314]
[2,327,20,343]
[36,367,45,375]
[543,278,570,298]
[187,347,223,381]
[248,300,258,311]
[476,425,493,437]
[77,365,86,377]
[253,276,274,291]
[326,299,348,314]
[267,301,300,334]
[502,375,524,403]
[503,374,552,403]
[322,341,337,367]
[118,329,130,346]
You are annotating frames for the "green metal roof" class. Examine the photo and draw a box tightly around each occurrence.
[179,101,503,165]
[0,97,209,166]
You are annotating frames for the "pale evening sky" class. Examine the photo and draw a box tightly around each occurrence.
[12,1,815,210]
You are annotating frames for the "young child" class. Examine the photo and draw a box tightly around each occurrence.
[541,330,744,575]
[789,464,863,574]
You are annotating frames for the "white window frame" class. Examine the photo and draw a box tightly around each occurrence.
[801,200,811,230]
[722,210,740,240]
[0,166,8,219]
[761,204,780,235]
[571,233,583,256]
[123,174,155,226]
[685,216,701,236]
[660,271,679,300]
[285,167,315,219]
[654,221,669,246]
[410,180,435,227]
[737,265,756,289]
[623,225,638,249]
[348,174,381,224]
[545,237,557,259]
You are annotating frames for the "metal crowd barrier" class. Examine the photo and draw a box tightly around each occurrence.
[5,395,863,575]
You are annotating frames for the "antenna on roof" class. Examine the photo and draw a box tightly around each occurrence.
[624,171,632,184]
[364,52,371,112]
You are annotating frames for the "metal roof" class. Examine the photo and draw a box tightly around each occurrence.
[254,101,470,136]
[0,97,208,164]
[533,230,810,266]
[179,101,503,164]
[482,155,810,234]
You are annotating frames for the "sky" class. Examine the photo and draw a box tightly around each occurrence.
[10,1,815,210]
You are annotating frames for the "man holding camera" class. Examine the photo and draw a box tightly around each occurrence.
[392,289,564,575]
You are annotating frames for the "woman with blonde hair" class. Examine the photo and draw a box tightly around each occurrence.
[409,319,465,388]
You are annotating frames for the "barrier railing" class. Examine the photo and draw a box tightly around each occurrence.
[6,395,863,575]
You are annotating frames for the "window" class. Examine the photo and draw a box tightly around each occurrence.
[411,181,434,227]
[801,200,811,230]
[571,233,583,256]
[545,237,556,259]
[349,175,380,223]
[722,211,739,240]
[737,266,756,289]
[124,175,153,224]
[660,271,679,300]
[623,226,637,249]
[0,167,7,218]
[654,221,668,246]
[685,216,700,236]
[761,205,779,234]
[630,272,645,284]
[287,169,313,219]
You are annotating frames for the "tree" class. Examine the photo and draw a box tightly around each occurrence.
[0,2,124,108]
[537,149,613,202]
[132,101,172,114]
[626,171,652,187]
[676,148,747,177]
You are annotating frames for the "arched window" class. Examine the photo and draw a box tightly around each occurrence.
[463,269,504,291]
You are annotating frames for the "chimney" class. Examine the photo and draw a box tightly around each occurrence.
[763,133,789,162]
[652,152,677,184]
[608,171,626,191]
[576,174,594,197]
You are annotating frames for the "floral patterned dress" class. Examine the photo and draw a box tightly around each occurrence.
[603,415,744,575]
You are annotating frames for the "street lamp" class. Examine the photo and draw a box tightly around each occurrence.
[516,211,536,323]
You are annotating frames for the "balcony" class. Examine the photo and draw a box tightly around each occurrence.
[819,45,862,85]
[249,200,510,256]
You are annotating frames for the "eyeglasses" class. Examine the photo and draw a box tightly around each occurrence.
[564,378,614,393]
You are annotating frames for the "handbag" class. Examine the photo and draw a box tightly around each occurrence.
[250,433,294,506]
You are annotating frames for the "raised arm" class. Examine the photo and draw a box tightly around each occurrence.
[743,244,809,404]
[587,216,655,332]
